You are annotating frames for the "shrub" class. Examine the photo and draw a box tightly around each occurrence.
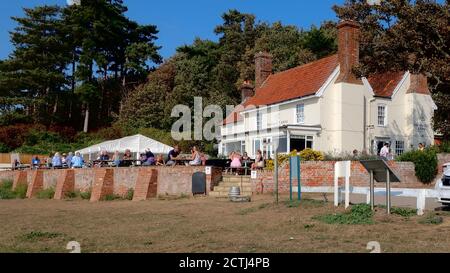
[437,141,450,153]
[37,188,55,199]
[80,190,91,200]
[299,148,324,161]
[396,148,438,183]
[14,184,28,199]
[265,150,323,171]
[323,151,378,161]
[313,204,374,225]
[104,194,123,201]
[391,207,417,218]
[126,189,134,200]
[0,180,15,199]
[65,190,79,199]
[419,213,443,225]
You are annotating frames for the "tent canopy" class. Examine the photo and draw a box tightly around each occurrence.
[76,134,173,157]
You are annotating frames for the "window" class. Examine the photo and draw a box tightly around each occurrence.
[256,111,262,131]
[290,135,313,152]
[241,141,246,154]
[395,140,405,156]
[296,104,305,124]
[377,105,387,126]
[306,136,313,149]
[253,139,261,155]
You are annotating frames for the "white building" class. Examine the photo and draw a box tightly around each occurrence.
[219,20,436,158]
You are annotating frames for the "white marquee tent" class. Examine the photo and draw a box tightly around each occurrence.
[76,134,173,160]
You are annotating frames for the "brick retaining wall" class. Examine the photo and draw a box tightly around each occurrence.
[0,153,448,199]
[0,166,223,201]
[252,160,436,194]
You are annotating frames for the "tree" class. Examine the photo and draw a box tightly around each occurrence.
[0,6,70,125]
[333,0,449,138]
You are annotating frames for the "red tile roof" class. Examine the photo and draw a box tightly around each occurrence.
[368,71,405,98]
[244,54,339,107]
[223,105,243,125]
[223,55,339,125]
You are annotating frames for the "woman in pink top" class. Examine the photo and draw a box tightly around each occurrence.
[230,151,242,168]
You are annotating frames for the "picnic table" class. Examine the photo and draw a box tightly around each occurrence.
[91,159,141,168]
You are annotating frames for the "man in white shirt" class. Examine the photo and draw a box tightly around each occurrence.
[379,143,390,159]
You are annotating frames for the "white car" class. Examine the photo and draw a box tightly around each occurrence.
[436,163,450,205]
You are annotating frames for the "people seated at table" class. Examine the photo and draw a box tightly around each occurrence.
[166,145,180,166]
[251,150,265,170]
[52,152,63,169]
[66,152,73,168]
[139,153,147,165]
[61,153,67,166]
[189,146,202,166]
[45,154,52,168]
[71,152,84,168]
[98,150,110,161]
[31,156,40,169]
[123,149,133,160]
[143,149,155,166]
[12,158,21,170]
[242,152,250,162]
[230,151,242,168]
[112,151,121,167]
[155,154,165,166]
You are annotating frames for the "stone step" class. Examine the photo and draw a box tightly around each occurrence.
[219,182,252,188]
[222,176,251,183]
[209,191,253,198]
[213,186,252,192]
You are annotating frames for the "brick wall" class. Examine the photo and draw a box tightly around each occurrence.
[252,160,435,194]
[1,154,447,199]
[0,165,222,201]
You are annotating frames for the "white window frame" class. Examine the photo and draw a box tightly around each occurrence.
[377,104,387,127]
[253,139,261,157]
[395,140,405,156]
[296,104,305,124]
[256,111,262,131]
[241,141,246,154]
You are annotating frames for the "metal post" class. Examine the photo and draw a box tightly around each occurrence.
[370,170,374,211]
[386,169,391,214]
[289,157,292,201]
[274,152,278,204]
[297,156,301,201]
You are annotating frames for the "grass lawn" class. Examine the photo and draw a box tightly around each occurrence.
[0,193,449,253]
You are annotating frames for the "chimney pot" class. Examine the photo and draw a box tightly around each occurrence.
[240,81,254,103]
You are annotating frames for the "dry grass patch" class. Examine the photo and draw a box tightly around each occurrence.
[0,194,449,253]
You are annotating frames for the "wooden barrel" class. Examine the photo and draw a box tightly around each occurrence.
[229,186,241,198]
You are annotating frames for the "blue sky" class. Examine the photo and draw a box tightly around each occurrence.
[0,0,345,60]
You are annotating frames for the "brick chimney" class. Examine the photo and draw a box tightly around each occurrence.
[336,20,362,84]
[255,52,272,89]
[240,80,254,103]
[407,74,430,95]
